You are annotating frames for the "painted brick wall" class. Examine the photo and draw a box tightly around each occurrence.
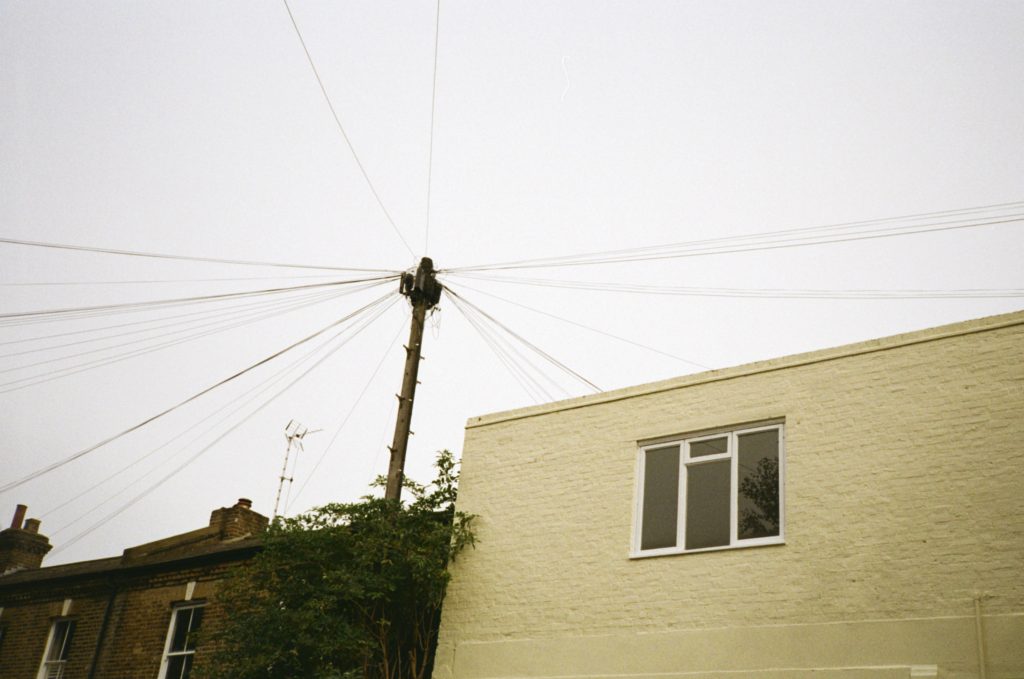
[435,311,1024,678]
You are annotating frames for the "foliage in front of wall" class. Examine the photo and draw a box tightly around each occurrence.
[200,450,475,679]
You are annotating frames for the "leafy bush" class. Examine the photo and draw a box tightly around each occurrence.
[201,451,474,679]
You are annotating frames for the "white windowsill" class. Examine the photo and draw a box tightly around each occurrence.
[629,536,786,559]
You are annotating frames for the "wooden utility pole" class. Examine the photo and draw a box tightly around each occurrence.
[385,257,441,501]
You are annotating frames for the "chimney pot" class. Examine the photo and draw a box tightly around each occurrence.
[23,518,41,534]
[236,498,252,509]
[11,504,27,530]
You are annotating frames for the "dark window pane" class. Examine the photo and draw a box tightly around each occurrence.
[184,607,203,651]
[46,624,63,660]
[685,460,730,549]
[60,621,74,660]
[170,609,191,652]
[640,446,679,550]
[689,437,727,458]
[737,430,780,540]
[46,631,61,661]
[48,621,74,661]
[167,654,193,679]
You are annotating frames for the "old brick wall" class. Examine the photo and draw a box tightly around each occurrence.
[0,558,244,679]
[92,562,236,679]
[434,311,1024,678]
[0,590,108,678]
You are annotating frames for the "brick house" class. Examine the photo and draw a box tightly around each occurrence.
[0,498,267,678]
[434,310,1024,679]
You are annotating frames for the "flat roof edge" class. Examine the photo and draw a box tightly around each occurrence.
[465,308,1024,429]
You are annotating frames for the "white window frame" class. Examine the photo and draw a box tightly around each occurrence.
[36,619,74,679]
[631,423,785,558]
[157,603,206,679]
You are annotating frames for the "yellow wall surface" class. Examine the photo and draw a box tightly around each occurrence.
[434,311,1024,679]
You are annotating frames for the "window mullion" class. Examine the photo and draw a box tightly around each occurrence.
[677,448,686,551]
[729,432,738,546]
[778,426,785,542]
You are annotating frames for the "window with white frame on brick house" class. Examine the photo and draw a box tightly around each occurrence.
[633,423,784,557]
[158,604,205,679]
[37,619,74,679]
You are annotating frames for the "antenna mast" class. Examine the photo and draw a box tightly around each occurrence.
[273,419,320,519]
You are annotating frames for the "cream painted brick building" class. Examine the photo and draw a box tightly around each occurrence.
[434,310,1024,679]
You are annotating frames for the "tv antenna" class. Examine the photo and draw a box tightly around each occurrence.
[273,419,321,519]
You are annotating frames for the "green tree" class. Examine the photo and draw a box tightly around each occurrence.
[200,451,474,679]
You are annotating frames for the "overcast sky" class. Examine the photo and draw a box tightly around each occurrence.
[1,1,1022,566]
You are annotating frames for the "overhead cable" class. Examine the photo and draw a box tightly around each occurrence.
[445,287,601,393]
[443,203,1024,272]
[0,288,347,359]
[46,294,400,544]
[280,0,416,259]
[443,279,709,369]
[423,0,442,255]
[446,291,581,399]
[0,275,396,325]
[445,288,550,400]
[0,286,373,389]
[0,283,389,392]
[39,297,366,520]
[448,273,1024,300]
[0,289,397,494]
[41,293,397,521]
[0,236,395,273]
[444,289,553,403]
[0,286,366,348]
[287,311,406,512]
[0,273,350,287]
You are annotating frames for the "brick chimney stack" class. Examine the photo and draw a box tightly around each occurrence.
[0,505,53,574]
[209,498,269,540]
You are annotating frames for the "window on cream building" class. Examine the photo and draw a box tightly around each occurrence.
[633,423,784,557]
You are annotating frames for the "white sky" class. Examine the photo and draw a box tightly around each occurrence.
[1,1,1022,565]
